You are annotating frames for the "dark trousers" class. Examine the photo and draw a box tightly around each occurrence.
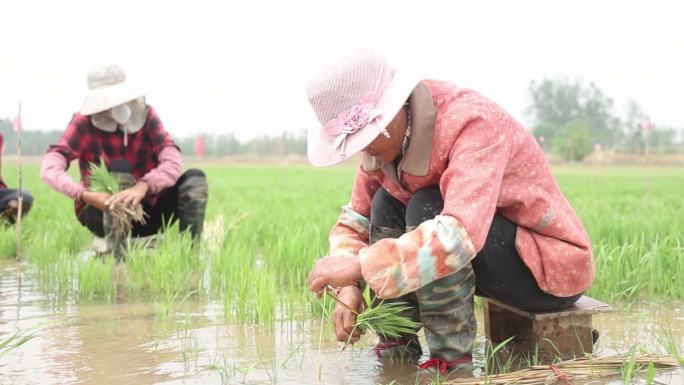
[371,187,582,311]
[78,169,205,238]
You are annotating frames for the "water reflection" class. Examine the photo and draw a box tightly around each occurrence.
[1,260,682,385]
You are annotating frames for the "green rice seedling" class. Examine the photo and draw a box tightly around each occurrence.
[178,318,201,373]
[88,161,120,194]
[280,343,305,369]
[657,326,684,367]
[645,361,656,385]
[483,336,516,380]
[125,226,204,299]
[0,329,36,356]
[622,345,639,384]
[264,358,278,384]
[202,352,236,385]
[77,256,118,301]
[0,225,21,258]
[353,300,420,339]
[235,362,256,383]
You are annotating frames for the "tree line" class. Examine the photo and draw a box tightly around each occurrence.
[0,122,308,157]
[527,78,682,161]
[1,78,681,160]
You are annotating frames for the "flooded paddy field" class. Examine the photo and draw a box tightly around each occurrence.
[1,165,682,384]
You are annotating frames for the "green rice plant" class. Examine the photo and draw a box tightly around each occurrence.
[235,362,256,383]
[483,336,516,380]
[0,329,36,356]
[645,361,656,385]
[202,352,235,385]
[125,227,204,299]
[622,345,639,384]
[3,163,684,329]
[88,161,120,194]
[657,326,684,367]
[77,256,118,301]
[0,225,18,258]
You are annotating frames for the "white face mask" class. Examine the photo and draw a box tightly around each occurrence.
[110,103,132,125]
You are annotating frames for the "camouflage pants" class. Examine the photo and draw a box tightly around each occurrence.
[369,186,476,363]
[369,224,476,363]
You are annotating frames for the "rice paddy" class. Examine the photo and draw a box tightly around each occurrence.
[0,162,682,384]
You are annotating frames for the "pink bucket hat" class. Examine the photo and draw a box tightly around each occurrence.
[306,50,425,167]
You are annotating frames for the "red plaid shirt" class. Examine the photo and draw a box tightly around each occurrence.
[47,107,177,213]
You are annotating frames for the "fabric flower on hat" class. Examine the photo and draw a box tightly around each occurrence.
[324,92,384,150]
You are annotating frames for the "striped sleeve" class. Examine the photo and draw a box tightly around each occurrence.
[328,205,370,258]
[359,215,476,298]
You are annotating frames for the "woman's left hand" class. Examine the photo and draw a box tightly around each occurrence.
[307,255,363,297]
[106,181,150,209]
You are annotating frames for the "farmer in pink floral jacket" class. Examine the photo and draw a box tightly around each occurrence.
[306,50,594,374]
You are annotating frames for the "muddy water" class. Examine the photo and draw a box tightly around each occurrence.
[1,261,682,385]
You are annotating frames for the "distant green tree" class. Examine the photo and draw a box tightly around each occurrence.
[527,78,620,150]
[619,99,649,153]
[0,121,62,155]
[617,100,681,155]
[531,122,557,151]
[173,131,306,157]
[553,120,593,161]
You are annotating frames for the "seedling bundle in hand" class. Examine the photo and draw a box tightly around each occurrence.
[88,162,146,235]
[326,286,419,342]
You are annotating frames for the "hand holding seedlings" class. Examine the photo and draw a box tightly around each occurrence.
[307,255,362,297]
[106,181,150,209]
[88,162,146,234]
[323,285,419,344]
[330,285,365,343]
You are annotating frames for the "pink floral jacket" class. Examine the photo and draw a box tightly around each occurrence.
[329,80,594,299]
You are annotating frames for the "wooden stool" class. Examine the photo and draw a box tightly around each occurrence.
[483,296,612,361]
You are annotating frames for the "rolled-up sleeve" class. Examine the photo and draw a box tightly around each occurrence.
[141,146,182,195]
[41,114,87,200]
[140,108,182,194]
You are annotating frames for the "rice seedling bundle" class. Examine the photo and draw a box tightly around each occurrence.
[326,287,419,340]
[88,162,146,235]
[354,301,419,339]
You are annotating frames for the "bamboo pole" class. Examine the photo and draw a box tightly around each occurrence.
[15,102,23,261]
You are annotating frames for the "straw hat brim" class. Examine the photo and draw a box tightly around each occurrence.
[307,65,427,167]
[80,82,147,116]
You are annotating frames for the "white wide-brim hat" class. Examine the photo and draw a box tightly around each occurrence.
[80,64,147,116]
[306,50,426,167]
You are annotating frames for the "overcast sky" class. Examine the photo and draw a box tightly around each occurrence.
[1,0,682,140]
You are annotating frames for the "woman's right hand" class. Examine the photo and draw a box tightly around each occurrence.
[82,191,112,212]
[333,285,366,343]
